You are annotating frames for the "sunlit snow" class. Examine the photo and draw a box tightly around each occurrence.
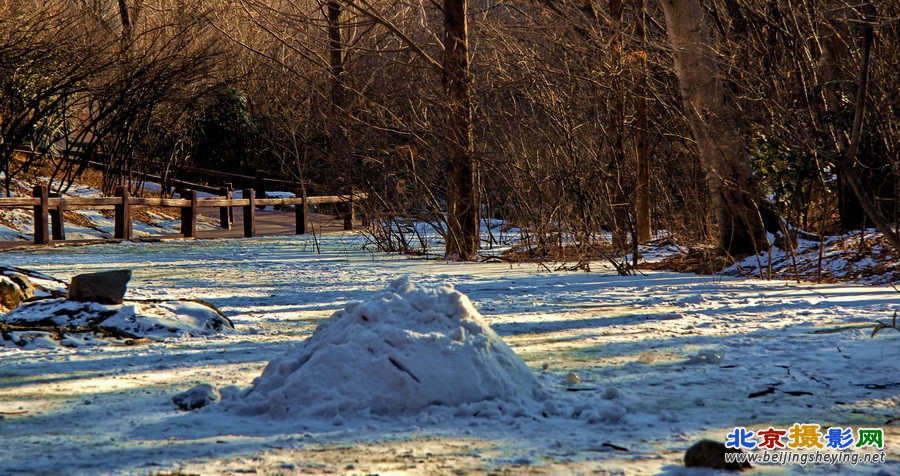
[0,234,897,474]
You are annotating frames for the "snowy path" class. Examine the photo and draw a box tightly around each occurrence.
[0,233,897,474]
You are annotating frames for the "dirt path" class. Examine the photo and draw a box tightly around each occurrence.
[194,209,353,239]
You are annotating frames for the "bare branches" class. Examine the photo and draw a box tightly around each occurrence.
[2,0,896,260]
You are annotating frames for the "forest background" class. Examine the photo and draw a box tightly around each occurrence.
[1,0,897,264]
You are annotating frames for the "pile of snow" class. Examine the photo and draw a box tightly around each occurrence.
[1,298,233,349]
[224,278,547,418]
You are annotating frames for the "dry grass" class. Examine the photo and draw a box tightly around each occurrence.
[501,242,622,263]
[638,246,734,275]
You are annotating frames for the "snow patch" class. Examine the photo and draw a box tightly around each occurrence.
[1,298,233,348]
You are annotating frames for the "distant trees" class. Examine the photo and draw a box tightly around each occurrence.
[0,1,115,195]
[718,0,900,250]
[0,0,224,195]
[1,0,897,257]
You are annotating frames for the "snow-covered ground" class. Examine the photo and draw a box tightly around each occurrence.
[723,230,899,285]
[0,233,898,475]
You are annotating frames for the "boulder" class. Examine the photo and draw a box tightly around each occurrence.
[0,273,34,311]
[172,384,221,411]
[0,265,67,298]
[68,270,132,304]
[3,298,233,336]
[1,298,234,349]
[684,440,751,471]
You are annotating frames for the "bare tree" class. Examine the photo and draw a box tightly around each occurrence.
[0,1,118,195]
[443,0,479,259]
[633,0,652,243]
[659,0,768,255]
[821,4,900,251]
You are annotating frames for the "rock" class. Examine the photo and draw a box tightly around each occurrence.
[0,265,67,298]
[172,384,221,411]
[5,272,35,299]
[2,298,234,340]
[564,372,581,385]
[688,349,724,365]
[0,273,34,311]
[68,270,132,304]
[601,387,621,400]
[684,440,751,471]
[774,230,798,250]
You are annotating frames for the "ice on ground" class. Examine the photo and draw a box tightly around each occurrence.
[224,277,547,418]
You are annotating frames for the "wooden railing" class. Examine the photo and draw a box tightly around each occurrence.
[2,186,366,245]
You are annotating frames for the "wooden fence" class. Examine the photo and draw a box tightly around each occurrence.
[1,186,366,245]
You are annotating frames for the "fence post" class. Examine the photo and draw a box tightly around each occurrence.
[226,183,234,223]
[219,186,231,230]
[343,189,355,231]
[49,192,66,241]
[243,188,255,237]
[295,188,308,235]
[181,189,198,238]
[32,186,49,245]
[114,186,132,240]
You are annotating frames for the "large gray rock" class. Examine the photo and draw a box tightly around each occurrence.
[68,270,132,304]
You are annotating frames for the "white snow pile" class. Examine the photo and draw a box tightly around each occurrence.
[223,278,548,419]
[1,298,234,349]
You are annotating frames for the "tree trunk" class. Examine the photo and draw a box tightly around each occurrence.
[829,13,900,252]
[327,2,345,109]
[633,0,652,243]
[443,0,479,259]
[609,0,629,251]
[660,0,768,256]
[325,2,354,189]
[817,19,868,231]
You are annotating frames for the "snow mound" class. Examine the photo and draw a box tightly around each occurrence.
[225,278,547,418]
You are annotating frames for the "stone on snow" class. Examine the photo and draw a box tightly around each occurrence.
[173,384,221,411]
[0,272,34,311]
[68,269,132,304]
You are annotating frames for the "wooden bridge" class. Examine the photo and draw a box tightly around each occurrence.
[0,185,367,246]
